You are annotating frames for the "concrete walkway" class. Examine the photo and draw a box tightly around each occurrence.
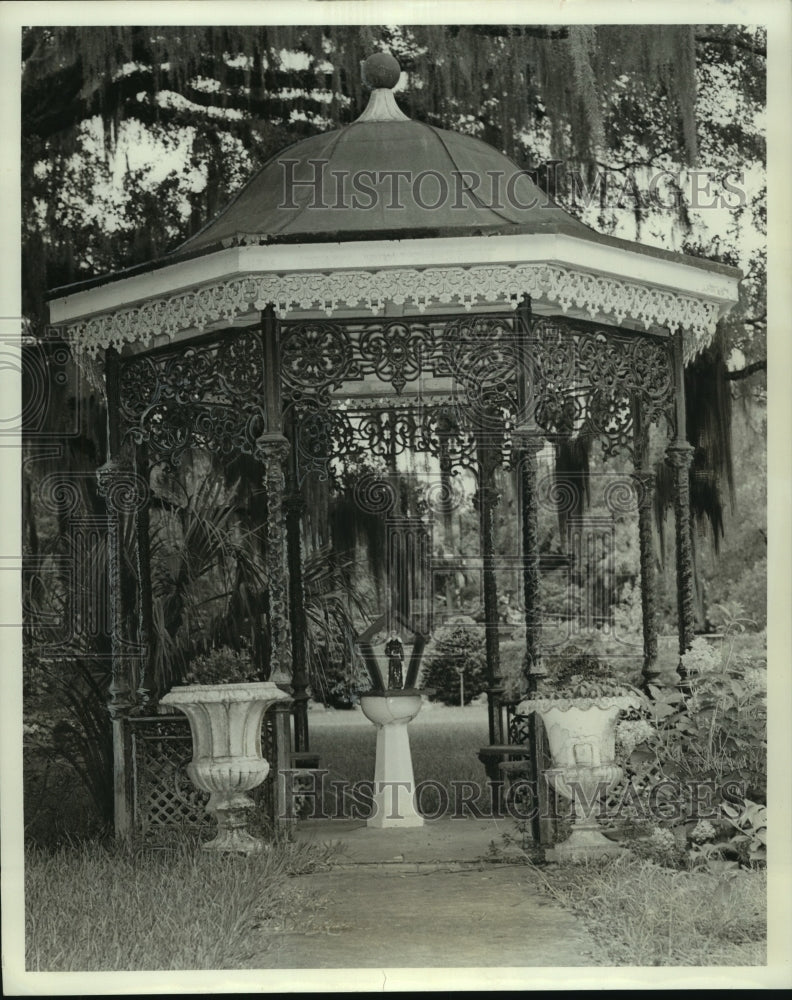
[254,818,601,969]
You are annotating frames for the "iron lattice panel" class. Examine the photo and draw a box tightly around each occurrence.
[129,714,276,836]
[508,711,533,746]
[602,758,680,830]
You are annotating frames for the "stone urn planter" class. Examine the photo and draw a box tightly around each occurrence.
[359,689,424,828]
[160,681,292,853]
[527,693,642,861]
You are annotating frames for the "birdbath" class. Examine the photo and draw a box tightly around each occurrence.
[359,689,424,828]
[160,681,292,853]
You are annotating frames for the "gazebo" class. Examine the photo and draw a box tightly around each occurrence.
[48,53,741,840]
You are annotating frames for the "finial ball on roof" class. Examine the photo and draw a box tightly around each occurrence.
[362,52,401,89]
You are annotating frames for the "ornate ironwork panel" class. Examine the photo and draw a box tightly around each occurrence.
[281,318,444,401]
[531,319,674,459]
[281,314,519,481]
[290,401,479,483]
[280,320,361,409]
[508,712,533,747]
[440,314,521,434]
[280,313,675,480]
[116,314,675,479]
[118,329,267,466]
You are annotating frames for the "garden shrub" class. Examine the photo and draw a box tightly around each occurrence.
[182,644,259,684]
[498,639,528,701]
[24,656,114,833]
[610,637,767,871]
[422,625,488,705]
[310,646,371,708]
[542,629,639,691]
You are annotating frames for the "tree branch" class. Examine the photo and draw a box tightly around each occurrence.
[695,33,766,58]
[725,359,767,381]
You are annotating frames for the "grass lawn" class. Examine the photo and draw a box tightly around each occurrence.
[24,835,335,971]
[514,852,767,966]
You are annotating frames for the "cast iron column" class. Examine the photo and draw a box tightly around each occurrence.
[257,305,292,683]
[133,442,156,711]
[475,446,503,746]
[284,417,309,751]
[517,441,545,689]
[514,296,554,846]
[514,297,545,691]
[632,413,659,688]
[667,329,696,679]
[97,346,136,838]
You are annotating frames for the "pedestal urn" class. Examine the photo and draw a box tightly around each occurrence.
[359,690,424,828]
[528,694,641,861]
[160,682,292,853]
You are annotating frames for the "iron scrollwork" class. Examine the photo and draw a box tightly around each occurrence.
[531,319,674,460]
[280,321,360,409]
[121,315,677,478]
[289,401,479,484]
[118,329,267,466]
[281,314,520,482]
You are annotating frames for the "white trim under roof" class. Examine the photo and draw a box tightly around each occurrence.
[49,233,740,361]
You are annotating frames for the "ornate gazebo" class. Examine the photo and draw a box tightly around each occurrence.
[48,53,741,839]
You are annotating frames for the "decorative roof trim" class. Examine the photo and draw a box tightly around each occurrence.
[63,261,724,361]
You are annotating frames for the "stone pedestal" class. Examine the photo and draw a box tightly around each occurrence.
[544,763,626,861]
[360,691,424,828]
[160,681,292,853]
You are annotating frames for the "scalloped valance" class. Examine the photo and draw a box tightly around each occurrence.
[62,260,723,362]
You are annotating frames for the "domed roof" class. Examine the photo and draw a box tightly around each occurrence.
[48,51,740,357]
[177,56,595,256]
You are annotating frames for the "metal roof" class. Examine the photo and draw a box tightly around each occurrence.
[47,54,741,325]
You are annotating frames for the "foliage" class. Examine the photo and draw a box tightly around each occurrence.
[301,546,371,707]
[422,625,488,705]
[181,644,259,686]
[147,471,371,695]
[25,835,335,970]
[707,600,757,637]
[610,581,645,646]
[615,637,767,870]
[719,799,767,868]
[536,670,635,701]
[148,466,270,691]
[696,399,767,627]
[645,668,766,802]
[311,656,371,710]
[509,852,765,966]
[498,639,529,702]
[541,632,639,698]
[24,656,114,830]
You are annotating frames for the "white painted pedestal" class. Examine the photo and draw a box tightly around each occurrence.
[360,691,424,828]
